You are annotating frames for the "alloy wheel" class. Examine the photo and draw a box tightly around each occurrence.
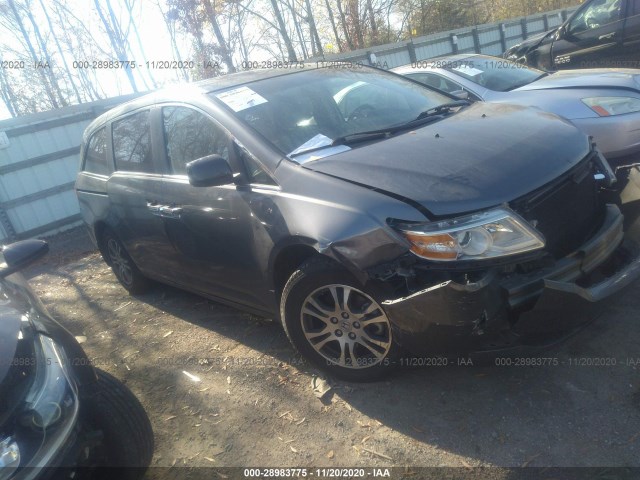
[106,238,133,287]
[300,284,392,369]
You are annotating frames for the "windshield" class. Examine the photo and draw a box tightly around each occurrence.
[444,57,546,92]
[209,67,452,158]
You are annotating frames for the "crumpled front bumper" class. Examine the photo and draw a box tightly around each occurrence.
[381,172,640,355]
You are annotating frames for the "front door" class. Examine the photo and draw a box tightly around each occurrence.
[157,105,271,311]
[622,0,640,64]
[552,0,626,68]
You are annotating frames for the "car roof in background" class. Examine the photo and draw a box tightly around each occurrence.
[393,54,501,73]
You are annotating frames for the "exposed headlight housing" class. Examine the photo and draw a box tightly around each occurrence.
[0,437,20,480]
[582,96,640,116]
[0,334,79,479]
[393,208,545,262]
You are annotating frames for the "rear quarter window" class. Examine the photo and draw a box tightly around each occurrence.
[83,127,110,176]
[112,110,154,173]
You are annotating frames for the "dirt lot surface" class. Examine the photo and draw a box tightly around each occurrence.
[23,226,640,477]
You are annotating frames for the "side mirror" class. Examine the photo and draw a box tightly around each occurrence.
[0,239,49,278]
[451,90,470,100]
[186,154,234,187]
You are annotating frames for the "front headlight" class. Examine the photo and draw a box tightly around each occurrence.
[582,96,640,116]
[393,208,545,262]
[0,335,79,480]
[0,438,20,479]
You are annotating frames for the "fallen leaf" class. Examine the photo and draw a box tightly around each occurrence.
[296,417,306,425]
[411,426,424,433]
[163,331,173,338]
[227,376,231,384]
[289,445,298,453]
[165,415,177,421]
[204,457,216,463]
[327,450,334,459]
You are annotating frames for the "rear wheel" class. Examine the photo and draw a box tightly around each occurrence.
[280,257,398,381]
[101,231,150,293]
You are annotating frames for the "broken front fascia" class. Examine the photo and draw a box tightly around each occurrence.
[377,197,640,356]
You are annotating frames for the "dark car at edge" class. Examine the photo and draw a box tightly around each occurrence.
[504,0,640,70]
[75,64,640,381]
[0,240,154,479]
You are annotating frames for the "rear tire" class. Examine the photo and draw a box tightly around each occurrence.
[280,257,399,382]
[101,231,150,294]
[82,369,154,478]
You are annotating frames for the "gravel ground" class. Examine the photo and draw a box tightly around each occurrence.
[22,226,640,477]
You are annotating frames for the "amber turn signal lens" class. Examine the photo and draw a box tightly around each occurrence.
[404,232,458,260]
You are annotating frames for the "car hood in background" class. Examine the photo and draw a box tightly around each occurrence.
[0,302,22,385]
[505,29,556,56]
[517,69,640,92]
[304,103,590,217]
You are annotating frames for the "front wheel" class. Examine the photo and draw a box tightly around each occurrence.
[80,369,154,479]
[280,257,398,381]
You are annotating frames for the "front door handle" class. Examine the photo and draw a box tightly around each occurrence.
[158,206,183,219]
[599,32,615,40]
[146,201,161,215]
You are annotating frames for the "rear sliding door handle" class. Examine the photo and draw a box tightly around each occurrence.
[599,32,615,40]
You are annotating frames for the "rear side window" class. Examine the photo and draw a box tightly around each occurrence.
[631,0,640,16]
[112,110,153,173]
[162,106,229,175]
[83,127,110,175]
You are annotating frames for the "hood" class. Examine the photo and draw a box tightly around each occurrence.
[505,29,556,57]
[305,103,590,217]
[0,303,22,385]
[516,69,640,92]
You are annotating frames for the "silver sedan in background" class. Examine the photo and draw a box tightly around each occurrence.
[393,54,640,166]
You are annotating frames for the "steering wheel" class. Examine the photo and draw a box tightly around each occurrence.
[348,104,377,122]
[585,13,600,29]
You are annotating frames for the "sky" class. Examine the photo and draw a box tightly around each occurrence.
[0,0,196,120]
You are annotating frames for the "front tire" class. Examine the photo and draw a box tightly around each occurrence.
[280,257,398,381]
[82,369,154,478]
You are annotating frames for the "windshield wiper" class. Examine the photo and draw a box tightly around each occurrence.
[289,103,467,158]
[413,100,470,120]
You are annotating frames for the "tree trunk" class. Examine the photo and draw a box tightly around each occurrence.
[350,0,365,47]
[25,1,67,106]
[203,0,236,73]
[305,0,324,56]
[324,0,343,52]
[94,0,138,92]
[270,0,297,61]
[7,0,59,108]
[335,0,355,50]
[38,0,82,104]
[366,0,377,42]
[124,0,158,88]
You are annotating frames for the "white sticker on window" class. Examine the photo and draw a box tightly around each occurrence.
[215,86,267,112]
[452,66,484,77]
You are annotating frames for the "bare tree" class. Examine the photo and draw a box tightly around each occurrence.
[93,0,138,92]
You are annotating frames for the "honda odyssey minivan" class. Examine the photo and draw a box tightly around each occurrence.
[76,65,640,381]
